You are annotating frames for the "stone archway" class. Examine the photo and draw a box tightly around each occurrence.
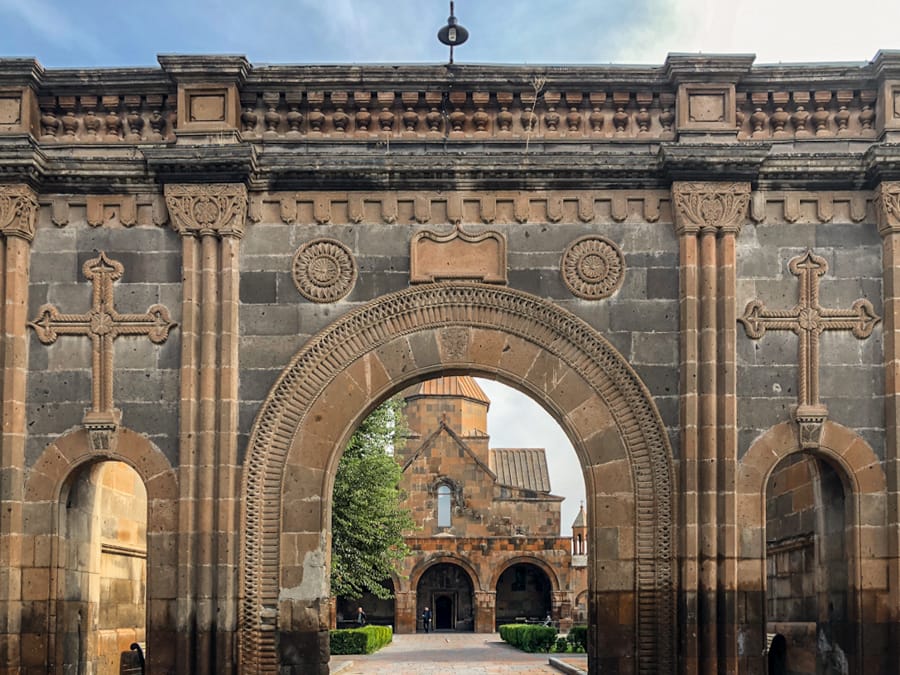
[239,282,675,674]
[737,420,889,674]
[22,427,179,674]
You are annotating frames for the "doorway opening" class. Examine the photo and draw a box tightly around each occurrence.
[765,451,853,674]
[56,460,147,675]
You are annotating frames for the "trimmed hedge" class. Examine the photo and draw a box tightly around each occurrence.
[499,624,557,653]
[567,625,588,652]
[329,625,393,655]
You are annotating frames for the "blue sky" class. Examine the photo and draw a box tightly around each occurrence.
[2,0,899,68]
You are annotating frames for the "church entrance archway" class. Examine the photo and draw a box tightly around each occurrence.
[416,562,475,632]
[495,562,553,627]
[240,282,675,674]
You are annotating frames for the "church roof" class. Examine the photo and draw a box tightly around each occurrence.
[491,448,551,493]
[409,376,490,405]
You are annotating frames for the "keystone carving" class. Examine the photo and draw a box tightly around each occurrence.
[561,235,625,300]
[292,238,357,303]
[164,183,248,238]
[0,184,38,241]
[672,182,750,234]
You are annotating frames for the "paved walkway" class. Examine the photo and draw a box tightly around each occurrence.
[331,632,561,674]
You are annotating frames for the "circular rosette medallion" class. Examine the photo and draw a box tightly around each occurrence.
[561,235,625,300]
[292,238,357,303]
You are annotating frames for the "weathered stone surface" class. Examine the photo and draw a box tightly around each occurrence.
[1,52,898,675]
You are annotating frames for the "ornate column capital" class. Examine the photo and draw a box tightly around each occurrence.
[671,181,750,235]
[875,181,900,236]
[164,183,248,238]
[0,184,38,242]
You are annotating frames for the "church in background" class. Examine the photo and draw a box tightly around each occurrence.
[335,376,587,632]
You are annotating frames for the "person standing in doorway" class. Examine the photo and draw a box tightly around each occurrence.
[357,606,367,626]
[422,606,432,633]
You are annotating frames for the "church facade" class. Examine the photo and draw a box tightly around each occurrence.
[0,50,899,674]
[337,376,588,634]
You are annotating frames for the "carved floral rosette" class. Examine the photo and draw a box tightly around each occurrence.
[292,238,357,303]
[561,235,625,300]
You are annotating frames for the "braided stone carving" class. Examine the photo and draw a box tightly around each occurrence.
[291,238,357,303]
[561,235,625,299]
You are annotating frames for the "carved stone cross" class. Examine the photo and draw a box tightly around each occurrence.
[29,252,176,436]
[739,249,880,446]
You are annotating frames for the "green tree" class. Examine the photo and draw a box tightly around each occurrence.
[331,396,415,600]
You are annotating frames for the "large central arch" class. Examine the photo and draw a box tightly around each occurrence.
[239,282,675,674]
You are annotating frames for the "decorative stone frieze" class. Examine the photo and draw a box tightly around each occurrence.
[291,238,357,303]
[672,181,750,233]
[164,183,248,238]
[560,235,625,300]
[0,184,38,240]
[259,190,667,226]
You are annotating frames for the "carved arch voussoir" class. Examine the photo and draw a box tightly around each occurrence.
[239,282,675,675]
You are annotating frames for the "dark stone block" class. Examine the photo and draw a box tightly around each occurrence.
[240,271,277,304]
[241,304,300,336]
[30,252,79,283]
[239,368,281,403]
[608,299,677,332]
[646,267,678,299]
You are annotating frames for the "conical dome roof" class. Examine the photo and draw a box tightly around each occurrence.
[572,502,586,528]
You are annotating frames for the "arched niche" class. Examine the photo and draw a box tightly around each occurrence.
[22,427,178,674]
[737,420,888,674]
[239,282,675,674]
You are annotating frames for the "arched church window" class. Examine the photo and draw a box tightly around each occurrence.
[437,484,452,527]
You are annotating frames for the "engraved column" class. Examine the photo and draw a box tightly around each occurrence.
[672,181,749,675]
[0,185,37,672]
[874,181,900,665]
[166,183,246,675]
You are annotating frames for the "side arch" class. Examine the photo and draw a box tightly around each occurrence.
[240,282,675,674]
[489,555,562,594]
[22,426,179,674]
[409,553,483,591]
[736,420,888,673]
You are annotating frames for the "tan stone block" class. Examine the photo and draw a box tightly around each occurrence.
[497,334,541,382]
[860,559,888,589]
[565,394,615,446]
[21,568,48,601]
[583,430,629,471]
[592,560,633,591]
[281,495,322,534]
[52,428,90,463]
[821,422,857,457]
[343,351,392,400]
[855,461,887,494]
[467,327,508,374]
[147,499,177,534]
